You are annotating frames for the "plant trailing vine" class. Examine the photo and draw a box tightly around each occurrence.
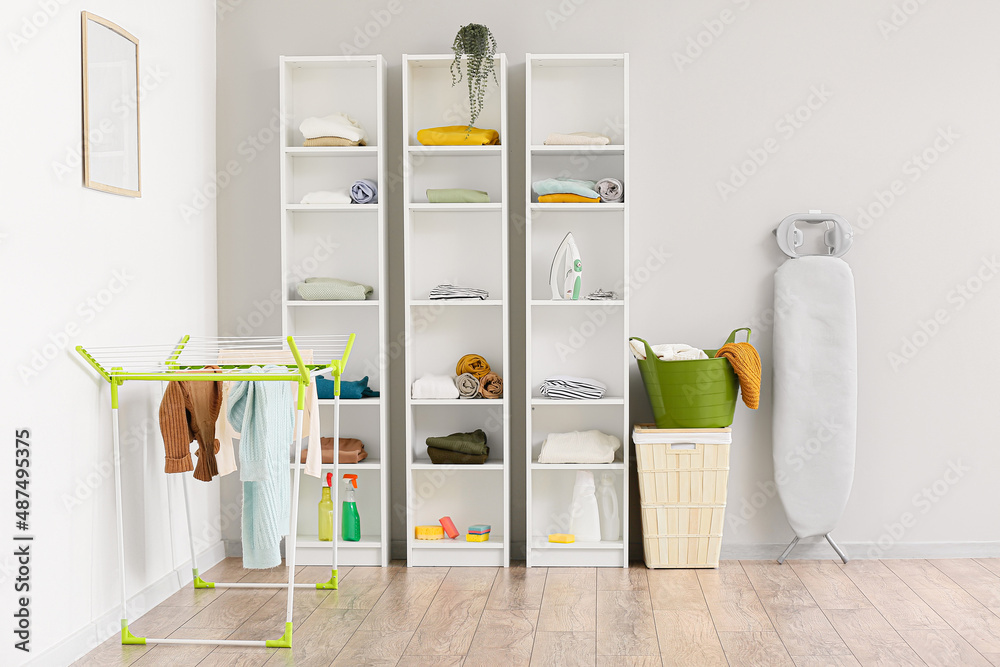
[450,23,498,130]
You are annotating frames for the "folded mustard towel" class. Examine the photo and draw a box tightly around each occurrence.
[538,193,600,204]
[427,188,490,203]
[417,126,500,146]
[456,354,491,379]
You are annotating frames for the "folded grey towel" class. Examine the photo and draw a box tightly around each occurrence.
[456,373,480,399]
[351,179,378,204]
[595,177,623,203]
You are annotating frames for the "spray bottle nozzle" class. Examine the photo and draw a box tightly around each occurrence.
[326,473,333,487]
[343,474,358,489]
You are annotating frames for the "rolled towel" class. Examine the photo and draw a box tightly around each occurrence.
[595,177,623,203]
[411,374,460,399]
[426,429,488,456]
[543,131,611,146]
[426,188,490,203]
[456,354,491,379]
[532,177,600,199]
[350,179,378,204]
[478,372,503,399]
[299,112,368,143]
[456,373,480,399]
[303,136,365,147]
[301,189,351,205]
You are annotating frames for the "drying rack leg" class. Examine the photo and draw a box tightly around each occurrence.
[181,475,213,589]
[826,533,850,564]
[777,536,800,564]
[111,383,144,645]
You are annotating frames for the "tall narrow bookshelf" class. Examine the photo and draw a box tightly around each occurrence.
[278,55,389,567]
[402,54,510,567]
[524,54,630,568]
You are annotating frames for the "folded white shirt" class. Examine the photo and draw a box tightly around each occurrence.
[300,189,351,204]
[299,112,368,143]
[537,430,621,464]
[629,340,708,361]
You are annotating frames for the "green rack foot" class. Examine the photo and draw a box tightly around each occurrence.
[266,622,293,648]
[192,568,215,588]
[121,620,146,645]
[316,568,338,590]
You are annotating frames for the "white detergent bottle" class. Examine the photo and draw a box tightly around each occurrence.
[568,471,602,542]
[597,473,620,541]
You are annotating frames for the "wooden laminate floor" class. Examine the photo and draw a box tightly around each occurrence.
[74,558,1000,666]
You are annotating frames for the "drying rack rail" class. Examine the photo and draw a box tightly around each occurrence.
[76,334,355,649]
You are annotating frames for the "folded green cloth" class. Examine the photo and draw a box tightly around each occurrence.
[425,429,488,456]
[427,446,490,465]
[427,188,490,204]
[296,277,373,301]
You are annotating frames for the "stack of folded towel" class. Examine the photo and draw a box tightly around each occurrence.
[298,436,368,464]
[300,112,368,147]
[296,277,373,301]
[429,284,489,300]
[417,126,500,146]
[411,374,460,399]
[426,429,489,464]
[300,179,378,205]
[532,177,600,203]
[426,188,490,203]
[539,375,606,400]
[543,131,611,146]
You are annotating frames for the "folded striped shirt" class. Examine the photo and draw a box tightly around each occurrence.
[539,375,607,400]
[428,284,489,300]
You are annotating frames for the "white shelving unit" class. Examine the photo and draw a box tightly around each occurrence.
[278,55,389,567]
[403,54,510,567]
[525,54,630,568]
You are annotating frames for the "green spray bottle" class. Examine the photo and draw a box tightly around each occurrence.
[342,474,361,542]
[318,473,334,541]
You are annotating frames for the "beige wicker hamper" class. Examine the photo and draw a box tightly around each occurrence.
[633,425,732,568]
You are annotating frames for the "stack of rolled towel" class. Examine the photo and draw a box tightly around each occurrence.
[531,177,624,204]
[300,179,378,205]
[417,126,500,146]
[543,131,611,145]
[409,354,503,400]
[299,436,368,464]
[428,284,489,300]
[426,429,489,464]
[539,375,606,400]
[299,112,368,147]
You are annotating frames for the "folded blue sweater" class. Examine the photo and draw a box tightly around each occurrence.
[316,375,380,400]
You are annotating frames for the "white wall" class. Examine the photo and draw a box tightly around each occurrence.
[216,0,1000,559]
[0,1,218,664]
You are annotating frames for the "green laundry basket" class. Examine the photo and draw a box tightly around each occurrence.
[630,328,750,429]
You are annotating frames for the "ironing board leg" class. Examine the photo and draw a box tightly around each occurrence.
[826,534,849,564]
[777,536,799,564]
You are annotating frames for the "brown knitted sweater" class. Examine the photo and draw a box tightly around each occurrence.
[158,367,223,481]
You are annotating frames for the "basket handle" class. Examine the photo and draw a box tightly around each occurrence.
[628,337,657,361]
[723,328,751,346]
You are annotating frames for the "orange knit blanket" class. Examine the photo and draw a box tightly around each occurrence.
[715,342,761,409]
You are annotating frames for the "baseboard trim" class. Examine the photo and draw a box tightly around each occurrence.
[28,541,226,667]
[721,540,1000,560]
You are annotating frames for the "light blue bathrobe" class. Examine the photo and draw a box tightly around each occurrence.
[227,365,294,569]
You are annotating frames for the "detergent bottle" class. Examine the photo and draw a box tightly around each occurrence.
[318,473,334,542]
[342,474,361,542]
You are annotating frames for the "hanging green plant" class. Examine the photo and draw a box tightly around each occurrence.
[450,23,498,130]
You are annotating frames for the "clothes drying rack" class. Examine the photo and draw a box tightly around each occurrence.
[75,334,355,649]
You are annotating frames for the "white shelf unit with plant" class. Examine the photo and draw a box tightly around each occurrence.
[402,53,510,567]
[525,54,630,568]
[278,55,389,567]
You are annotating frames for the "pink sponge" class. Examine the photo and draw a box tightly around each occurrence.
[439,516,459,539]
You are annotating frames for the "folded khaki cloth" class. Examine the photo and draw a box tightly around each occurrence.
[479,372,503,399]
[300,437,367,464]
[427,188,490,203]
[427,446,490,465]
[425,429,488,456]
[543,131,611,146]
[417,126,500,146]
[303,137,366,147]
[538,193,600,204]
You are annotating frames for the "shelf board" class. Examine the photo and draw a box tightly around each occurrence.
[316,397,382,406]
[409,299,502,307]
[410,398,505,406]
[407,145,502,157]
[411,461,505,471]
[530,54,626,68]
[530,397,624,406]
[530,462,625,470]
[530,144,624,156]
[408,203,501,212]
[530,537,624,550]
[530,299,624,307]
[412,536,504,549]
[284,146,378,156]
[285,203,378,212]
[286,300,378,307]
[295,534,382,549]
[289,460,381,471]
[529,203,624,212]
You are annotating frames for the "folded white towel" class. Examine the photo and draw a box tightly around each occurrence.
[299,113,368,143]
[629,341,708,361]
[300,189,351,205]
[537,430,621,464]
[411,374,460,399]
[544,131,611,146]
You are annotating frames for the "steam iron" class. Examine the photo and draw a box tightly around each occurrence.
[549,232,583,300]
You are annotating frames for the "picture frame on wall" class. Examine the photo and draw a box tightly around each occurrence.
[81,11,141,197]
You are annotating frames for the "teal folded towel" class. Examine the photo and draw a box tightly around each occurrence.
[532,177,599,199]
[316,375,380,400]
[427,188,490,203]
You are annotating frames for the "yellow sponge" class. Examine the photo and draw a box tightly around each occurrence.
[548,533,575,543]
[466,532,490,542]
[415,525,444,540]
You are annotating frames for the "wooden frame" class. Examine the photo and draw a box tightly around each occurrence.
[81,11,141,197]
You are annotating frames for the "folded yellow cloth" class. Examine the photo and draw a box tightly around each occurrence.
[417,126,500,146]
[303,136,366,147]
[456,354,491,379]
[714,342,761,409]
[538,193,600,203]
